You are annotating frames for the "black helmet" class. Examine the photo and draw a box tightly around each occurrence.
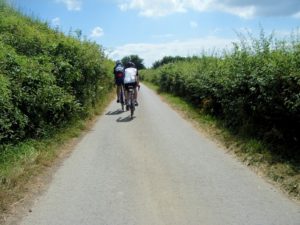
[126,61,135,68]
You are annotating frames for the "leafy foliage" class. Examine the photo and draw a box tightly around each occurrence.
[141,31,300,161]
[152,56,187,69]
[121,55,146,70]
[0,2,113,144]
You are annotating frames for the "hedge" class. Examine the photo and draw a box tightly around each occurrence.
[0,2,113,144]
[141,32,300,160]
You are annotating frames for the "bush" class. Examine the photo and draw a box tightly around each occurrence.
[0,3,113,144]
[142,32,300,160]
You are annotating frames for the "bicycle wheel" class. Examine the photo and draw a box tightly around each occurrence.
[130,92,135,118]
[121,99,124,111]
[130,101,135,118]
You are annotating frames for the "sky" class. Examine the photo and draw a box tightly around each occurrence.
[7,0,300,67]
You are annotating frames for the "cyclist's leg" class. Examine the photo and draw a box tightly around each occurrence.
[120,84,124,104]
[116,77,124,102]
[133,83,138,106]
[116,84,121,102]
[124,84,129,105]
[124,84,130,110]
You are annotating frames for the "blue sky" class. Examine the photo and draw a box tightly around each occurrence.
[8,0,300,67]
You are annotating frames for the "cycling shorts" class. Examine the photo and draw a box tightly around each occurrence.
[115,78,124,86]
[124,82,137,91]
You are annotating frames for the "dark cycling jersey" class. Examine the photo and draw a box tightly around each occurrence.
[113,64,124,85]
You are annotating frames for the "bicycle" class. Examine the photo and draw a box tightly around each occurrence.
[126,85,135,118]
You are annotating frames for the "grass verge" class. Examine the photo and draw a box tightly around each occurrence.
[143,81,300,201]
[0,90,115,222]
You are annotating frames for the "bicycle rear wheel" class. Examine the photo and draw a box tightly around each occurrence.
[130,103,135,117]
[129,91,135,118]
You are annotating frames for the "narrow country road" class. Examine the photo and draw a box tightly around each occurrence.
[18,84,300,225]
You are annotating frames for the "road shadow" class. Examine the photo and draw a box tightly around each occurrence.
[116,116,135,122]
[106,109,124,115]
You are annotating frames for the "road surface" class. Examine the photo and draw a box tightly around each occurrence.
[18,84,300,225]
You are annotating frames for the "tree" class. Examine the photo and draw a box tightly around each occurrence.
[152,56,186,69]
[121,55,146,70]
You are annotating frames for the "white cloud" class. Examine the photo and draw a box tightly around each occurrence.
[56,0,82,11]
[190,21,198,28]
[118,0,186,17]
[217,4,256,18]
[108,36,236,67]
[51,17,61,26]
[90,27,104,38]
[117,0,300,18]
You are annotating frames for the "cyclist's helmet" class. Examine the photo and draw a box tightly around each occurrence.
[126,61,135,68]
[115,60,122,65]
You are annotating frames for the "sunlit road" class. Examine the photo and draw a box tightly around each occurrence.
[19,84,300,225]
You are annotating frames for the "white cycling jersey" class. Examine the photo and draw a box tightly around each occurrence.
[124,67,137,84]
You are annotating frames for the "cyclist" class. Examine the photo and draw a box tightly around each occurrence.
[113,60,125,103]
[124,61,140,108]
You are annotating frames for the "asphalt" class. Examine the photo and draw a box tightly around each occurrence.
[18,84,300,225]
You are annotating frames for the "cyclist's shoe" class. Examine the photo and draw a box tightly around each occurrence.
[135,101,139,106]
[117,99,120,103]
